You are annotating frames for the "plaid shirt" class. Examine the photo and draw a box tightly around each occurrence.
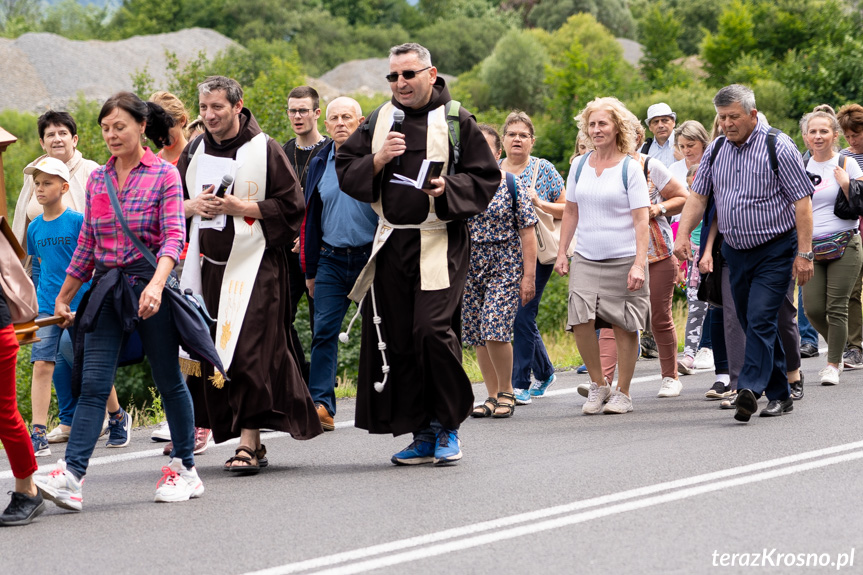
[67,148,186,281]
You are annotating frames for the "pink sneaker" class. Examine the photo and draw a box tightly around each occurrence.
[678,355,696,375]
[194,428,212,455]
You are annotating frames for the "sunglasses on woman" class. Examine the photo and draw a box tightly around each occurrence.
[385,67,432,83]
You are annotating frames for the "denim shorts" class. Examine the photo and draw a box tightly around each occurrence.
[30,313,65,363]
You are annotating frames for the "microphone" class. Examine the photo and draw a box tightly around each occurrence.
[214,174,233,198]
[392,109,405,166]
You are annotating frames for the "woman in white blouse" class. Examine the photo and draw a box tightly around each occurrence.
[555,97,650,415]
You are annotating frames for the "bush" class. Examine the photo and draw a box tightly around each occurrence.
[416,16,509,76]
[480,30,549,114]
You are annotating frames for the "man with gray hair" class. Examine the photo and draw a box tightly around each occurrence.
[177,75,322,472]
[300,96,376,431]
[336,43,499,465]
[674,84,814,423]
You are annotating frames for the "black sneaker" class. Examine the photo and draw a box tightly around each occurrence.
[800,342,819,358]
[0,491,46,526]
[640,332,659,359]
[843,347,863,370]
[705,381,732,400]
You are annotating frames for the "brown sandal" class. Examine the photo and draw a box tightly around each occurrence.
[256,444,268,468]
[224,446,260,475]
[492,392,516,418]
[471,397,498,418]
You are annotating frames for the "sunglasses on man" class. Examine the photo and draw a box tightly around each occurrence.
[385,67,432,83]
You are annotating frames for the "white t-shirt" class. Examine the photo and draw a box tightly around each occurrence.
[566,153,650,260]
[669,159,689,187]
[808,154,863,237]
[643,154,677,260]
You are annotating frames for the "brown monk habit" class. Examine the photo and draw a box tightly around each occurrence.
[177,109,323,443]
[335,79,499,435]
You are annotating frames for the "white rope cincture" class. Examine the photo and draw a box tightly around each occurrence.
[338,285,390,393]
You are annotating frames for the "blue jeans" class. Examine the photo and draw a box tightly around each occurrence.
[797,287,818,345]
[308,243,371,416]
[31,314,77,426]
[511,261,555,390]
[64,281,195,478]
[722,231,795,402]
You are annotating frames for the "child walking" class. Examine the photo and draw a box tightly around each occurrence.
[25,157,131,457]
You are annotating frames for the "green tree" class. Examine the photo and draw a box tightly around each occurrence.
[39,0,110,40]
[243,52,307,143]
[480,29,549,114]
[637,1,683,84]
[528,0,636,38]
[700,0,757,86]
[416,16,508,76]
[631,0,730,55]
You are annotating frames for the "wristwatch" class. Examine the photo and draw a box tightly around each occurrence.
[797,251,815,261]
[658,203,667,215]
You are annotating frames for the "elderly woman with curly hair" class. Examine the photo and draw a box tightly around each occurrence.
[556,97,650,415]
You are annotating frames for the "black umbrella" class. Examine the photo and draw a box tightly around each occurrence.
[162,281,228,386]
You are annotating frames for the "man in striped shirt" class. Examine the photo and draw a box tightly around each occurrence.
[674,84,814,423]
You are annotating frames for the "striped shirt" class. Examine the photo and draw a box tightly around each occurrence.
[67,148,186,281]
[841,147,863,171]
[691,121,813,250]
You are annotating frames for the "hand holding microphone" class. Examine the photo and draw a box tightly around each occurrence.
[202,174,234,220]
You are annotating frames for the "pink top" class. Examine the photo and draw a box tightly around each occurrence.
[67,148,185,281]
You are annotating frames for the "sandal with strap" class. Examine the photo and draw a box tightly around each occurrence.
[471,396,498,418]
[256,444,268,468]
[224,446,260,475]
[492,392,516,418]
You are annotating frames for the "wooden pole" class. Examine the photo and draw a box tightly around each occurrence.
[0,127,19,219]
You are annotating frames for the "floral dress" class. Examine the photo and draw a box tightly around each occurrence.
[462,173,538,345]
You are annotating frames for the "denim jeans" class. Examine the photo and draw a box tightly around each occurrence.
[511,261,555,390]
[797,285,819,346]
[64,280,195,478]
[31,313,77,426]
[308,243,370,416]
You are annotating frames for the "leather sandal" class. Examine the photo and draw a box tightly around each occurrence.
[224,446,260,475]
[492,392,516,418]
[256,444,268,468]
[471,396,498,418]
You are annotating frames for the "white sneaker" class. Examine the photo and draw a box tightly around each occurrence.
[582,382,612,414]
[150,420,171,442]
[46,426,70,443]
[577,383,590,398]
[35,460,83,512]
[154,459,205,503]
[602,390,633,414]
[693,348,715,370]
[657,377,683,398]
[99,415,109,438]
[819,365,842,386]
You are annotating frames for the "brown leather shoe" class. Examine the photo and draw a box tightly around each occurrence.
[316,404,335,431]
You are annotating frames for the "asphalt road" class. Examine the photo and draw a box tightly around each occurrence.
[1,345,861,575]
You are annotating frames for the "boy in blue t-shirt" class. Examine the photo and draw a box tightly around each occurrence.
[24,157,130,456]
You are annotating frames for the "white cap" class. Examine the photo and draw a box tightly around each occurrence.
[23,157,70,182]
[645,103,677,126]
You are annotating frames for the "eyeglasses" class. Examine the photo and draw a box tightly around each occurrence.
[505,131,533,140]
[385,67,432,83]
[286,108,312,117]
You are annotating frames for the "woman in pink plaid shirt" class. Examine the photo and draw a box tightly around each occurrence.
[36,92,204,510]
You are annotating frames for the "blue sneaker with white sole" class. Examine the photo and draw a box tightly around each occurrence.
[106,410,132,448]
[434,429,462,465]
[530,373,557,397]
[391,439,435,465]
[576,364,588,374]
[513,388,532,405]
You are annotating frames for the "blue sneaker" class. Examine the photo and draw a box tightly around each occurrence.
[530,373,557,397]
[106,410,132,448]
[30,425,51,457]
[576,364,588,374]
[513,388,532,405]
[391,439,435,465]
[434,429,462,465]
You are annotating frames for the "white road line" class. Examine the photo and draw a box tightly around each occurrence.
[242,440,863,575]
[305,449,863,575]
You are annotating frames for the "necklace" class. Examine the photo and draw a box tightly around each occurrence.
[292,136,324,189]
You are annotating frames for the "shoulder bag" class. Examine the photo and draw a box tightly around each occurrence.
[531,161,574,265]
[0,216,38,323]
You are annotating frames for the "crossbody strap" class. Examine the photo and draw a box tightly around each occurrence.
[104,174,181,290]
